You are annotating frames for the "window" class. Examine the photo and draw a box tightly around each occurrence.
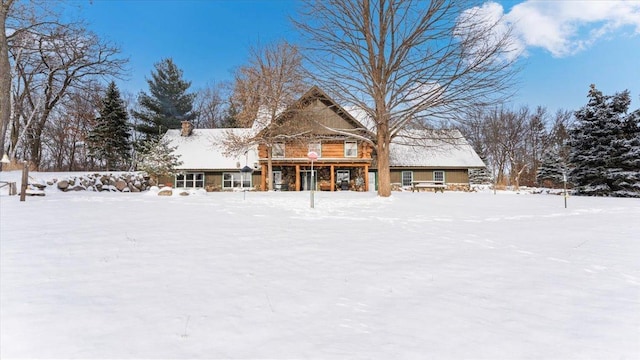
[433,171,445,183]
[308,142,322,158]
[336,170,350,190]
[223,172,252,189]
[272,143,285,158]
[336,170,350,183]
[344,141,357,157]
[402,171,413,187]
[176,172,204,188]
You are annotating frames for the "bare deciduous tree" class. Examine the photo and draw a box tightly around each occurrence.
[0,0,13,160]
[223,41,308,190]
[3,1,126,168]
[295,0,519,196]
[193,82,228,128]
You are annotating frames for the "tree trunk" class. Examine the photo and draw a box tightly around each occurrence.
[376,121,391,197]
[0,1,13,156]
[266,144,273,191]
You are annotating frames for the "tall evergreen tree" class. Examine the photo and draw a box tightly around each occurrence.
[568,85,632,196]
[536,146,567,188]
[609,106,640,197]
[219,100,241,128]
[132,58,197,139]
[87,81,131,171]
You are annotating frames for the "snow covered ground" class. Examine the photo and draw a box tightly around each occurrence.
[1,171,639,359]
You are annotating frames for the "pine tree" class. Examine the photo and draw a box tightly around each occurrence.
[132,58,197,139]
[87,81,132,171]
[219,100,241,128]
[469,153,492,185]
[137,136,183,184]
[536,146,567,188]
[609,107,640,197]
[568,85,631,196]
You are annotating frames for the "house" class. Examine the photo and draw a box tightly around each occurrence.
[161,125,261,191]
[161,86,486,192]
[388,129,487,190]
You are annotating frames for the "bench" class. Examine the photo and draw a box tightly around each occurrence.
[412,180,446,193]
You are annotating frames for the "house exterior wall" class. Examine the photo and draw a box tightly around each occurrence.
[159,171,261,191]
[259,140,372,159]
[390,168,470,184]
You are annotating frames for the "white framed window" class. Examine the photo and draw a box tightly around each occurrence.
[433,171,445,183]
[336,170,350,183]
[308,142,322,158]
[402,171,413,187]
[344,141,357,157]
[176,172,204,188]
[223,172,252,189]
[272,143,285,158]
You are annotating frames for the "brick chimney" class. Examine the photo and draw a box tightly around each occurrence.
[180,121,193,137]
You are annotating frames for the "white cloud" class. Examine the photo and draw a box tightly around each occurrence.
[504,0,640,57]
[457,1,525,62]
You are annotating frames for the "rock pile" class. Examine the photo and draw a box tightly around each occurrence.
[52,173,153,193]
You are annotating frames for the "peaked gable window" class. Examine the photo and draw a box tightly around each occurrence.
[344,141,357,157]
[272,143,285,158]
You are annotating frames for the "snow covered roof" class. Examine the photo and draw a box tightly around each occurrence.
[389,129,486,168]
[163,128,259,171]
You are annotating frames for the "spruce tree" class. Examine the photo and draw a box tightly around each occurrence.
[568,85,631,196]
[219,99,241,128]
[609,107,640,197]
[536,147,567,188]
[132,58,197,139]
[469,167,493,185]
[87,81,132,171]
[137,136,183,184]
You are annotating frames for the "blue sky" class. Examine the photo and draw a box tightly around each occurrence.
[70,0,640,115]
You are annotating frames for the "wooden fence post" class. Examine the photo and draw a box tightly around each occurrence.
[20,162,28,202]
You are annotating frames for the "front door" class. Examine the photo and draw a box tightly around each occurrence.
[336,170,350,191]
[272,171,282,191]
[368,172,376,192]
[301,170,317,191]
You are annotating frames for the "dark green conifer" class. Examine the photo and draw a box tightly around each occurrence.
[132,58,197,139]
[87,81,132,171]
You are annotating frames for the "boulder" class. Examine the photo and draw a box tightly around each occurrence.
[115,179,128,191]
[57,180,69,191]
[179,191,190,196]
[158,188,173,196]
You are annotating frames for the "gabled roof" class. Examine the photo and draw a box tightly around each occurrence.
[389,129,486,168]
[261,86,373,137]
[163,128,259,171]
[293,86,371,130]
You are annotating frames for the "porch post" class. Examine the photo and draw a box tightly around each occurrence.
[330,164,335,191]
[261,164,267,191]
[295,164,300,191]
[364,164,369,192]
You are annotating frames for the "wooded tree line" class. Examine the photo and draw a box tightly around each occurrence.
[0,1,240,172]
[459,84,640,197]
[458,105,573,188]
